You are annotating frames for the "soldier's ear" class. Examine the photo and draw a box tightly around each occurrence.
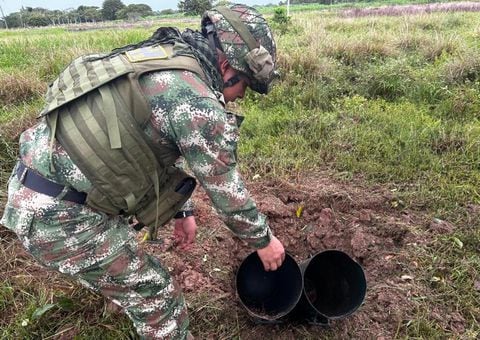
[218,58,231,77]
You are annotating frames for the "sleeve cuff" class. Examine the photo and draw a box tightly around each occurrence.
[248,227,273,249]
[174,210,194,219]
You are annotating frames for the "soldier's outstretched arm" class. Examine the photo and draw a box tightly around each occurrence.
[169,96,285,269]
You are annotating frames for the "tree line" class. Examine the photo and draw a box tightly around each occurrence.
[0,0,166,28]
[0,0,238,28]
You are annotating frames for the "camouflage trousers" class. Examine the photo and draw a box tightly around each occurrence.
[1,170,189,339]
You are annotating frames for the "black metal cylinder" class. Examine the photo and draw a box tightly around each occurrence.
[299,250,366,320]
[236,252,303,321]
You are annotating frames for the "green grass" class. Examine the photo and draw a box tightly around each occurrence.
[0,28,150,74]
[239,11,480,210]
[1,3,480,339]
[0,284,136,339]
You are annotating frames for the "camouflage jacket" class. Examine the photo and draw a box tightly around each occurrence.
[2,69,272,249]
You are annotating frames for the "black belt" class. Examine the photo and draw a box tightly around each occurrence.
[16,161,87,204]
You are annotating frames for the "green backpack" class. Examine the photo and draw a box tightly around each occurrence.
[39,43,207,230]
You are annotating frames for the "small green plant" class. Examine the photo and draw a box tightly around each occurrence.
[271,7,291,34]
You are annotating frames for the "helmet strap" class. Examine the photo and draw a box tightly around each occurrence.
[204,22,242,90]
[223,74,241,88]
[203,23,223,61]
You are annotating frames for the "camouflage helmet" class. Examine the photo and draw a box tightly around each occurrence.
[202,4,277,94]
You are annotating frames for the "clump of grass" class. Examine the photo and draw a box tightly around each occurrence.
[442,51,480,84]
[357,58,414,100]
[239,104,339,176]
[394,33,429,52]
[0,71,45,107]
[322,36,396,65]
[420,34,460,62]
[413,226,480,335]
[331,96,440,177]
[278,51,338,81]
[187,292,241,338]
[405,316,446,339]
[412,16,442,31]
[435,86,480,121]
[324,16,375,33]
[430,127,467,155]
[0,99,43,137]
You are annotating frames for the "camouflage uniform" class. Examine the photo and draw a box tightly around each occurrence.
[1,69,271,339]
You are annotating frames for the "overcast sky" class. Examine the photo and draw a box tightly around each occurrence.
[1,1,279,16]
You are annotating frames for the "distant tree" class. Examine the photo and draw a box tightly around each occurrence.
[26,13,50,26]
[116,4,153,19]
[4,12,23,28]
[178,0,212,16]
[0,7,102,27]
[283,0,318,3]
[102,0,126,20]
[159,9,176,15]
[85,7,103,22]
[128,4,153,15]
[77,6,102,22]
[32,7,49,13]
[49,9,63,25]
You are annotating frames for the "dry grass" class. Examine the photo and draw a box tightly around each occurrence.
[0,71,45,107]
[420,34,461,62]
[289,15,398,66]
[442,51,480,84]
[323,37,397,65]
[394,33,429,52]
[278,52,338,81]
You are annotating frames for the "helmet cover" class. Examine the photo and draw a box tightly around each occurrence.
[202,4,277,94]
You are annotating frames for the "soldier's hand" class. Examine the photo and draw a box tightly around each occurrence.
[257,235,285,271]
[173,216,197,250]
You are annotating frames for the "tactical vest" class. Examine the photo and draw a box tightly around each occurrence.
[39,43,208,228]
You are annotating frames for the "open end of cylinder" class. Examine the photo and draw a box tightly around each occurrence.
[303,250,366,319]
[236,252,303,320]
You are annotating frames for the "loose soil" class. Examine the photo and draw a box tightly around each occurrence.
[1,171,464,338]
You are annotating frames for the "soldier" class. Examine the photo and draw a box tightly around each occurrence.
[1,4,285,339]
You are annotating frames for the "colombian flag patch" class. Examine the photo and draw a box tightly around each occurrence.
[125,45,169,62]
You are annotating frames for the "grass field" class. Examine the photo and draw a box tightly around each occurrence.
[1,2,479,339]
